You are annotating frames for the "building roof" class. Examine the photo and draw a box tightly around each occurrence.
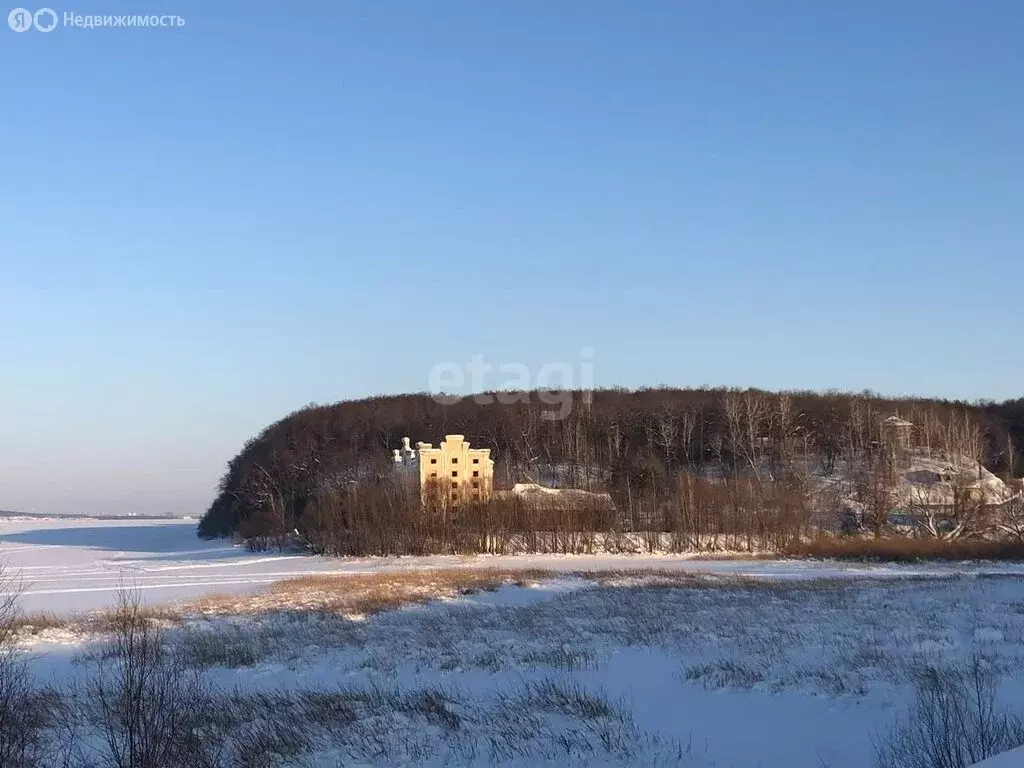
[883,415,914,428]
[500,483,615,511]
[894,453,1012,507]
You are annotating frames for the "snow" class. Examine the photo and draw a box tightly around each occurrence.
[8,515,1024,765]
[5,515,1024,614]
[896,452,1015,506]
[28,571,1023,767]
[971,746,1024,767]
[0,516,312,612]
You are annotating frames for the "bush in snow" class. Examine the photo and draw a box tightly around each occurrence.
[876,656,1024,768]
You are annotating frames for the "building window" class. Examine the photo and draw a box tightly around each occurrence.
[451,482,458,489]
[472,471,479,478]
[472,458,479,464]
[452,458,458,464]
[472,481,479,489]
[430,472,437,478]
[452,471,458,478]
[430,458,437,465]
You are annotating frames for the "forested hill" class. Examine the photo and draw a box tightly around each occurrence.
[198,388,1024,539]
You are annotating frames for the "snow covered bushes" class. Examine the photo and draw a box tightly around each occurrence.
[876,657,1024,768]
[12,573,1024,766]
[0,570,64,768]
[65,590,217,768]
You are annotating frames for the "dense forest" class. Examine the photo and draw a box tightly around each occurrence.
[198,388,1024,554]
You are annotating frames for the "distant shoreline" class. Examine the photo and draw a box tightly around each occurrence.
[0,510,191,522]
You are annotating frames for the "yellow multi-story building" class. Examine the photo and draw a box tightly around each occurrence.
[393,434,494,503]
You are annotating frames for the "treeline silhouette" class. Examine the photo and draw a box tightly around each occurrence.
[198,388,1024,554]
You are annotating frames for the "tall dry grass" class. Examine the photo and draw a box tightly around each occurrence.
[784,537,1024,562]
[188,568,552,618]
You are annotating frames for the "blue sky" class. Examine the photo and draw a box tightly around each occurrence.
[1,1,1021,515]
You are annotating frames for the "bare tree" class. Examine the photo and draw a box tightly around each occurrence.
[875,657,1024,768]
[647,406,680,469]
[0,568,69,768]
[677,406,698,471]
[994,495,1024,543]
[72,589,221,768]
[940,413,988,539]
[723,390,768,483]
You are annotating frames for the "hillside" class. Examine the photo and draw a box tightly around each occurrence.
[198,387,1023,547]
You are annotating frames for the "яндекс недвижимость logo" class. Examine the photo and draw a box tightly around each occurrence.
[8,7,57,31]
[7,8,183,31]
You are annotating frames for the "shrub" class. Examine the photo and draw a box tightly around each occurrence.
[876,657,1024,768]
[785,537,1024,562]
[0,569,66,768]
[68,590,223,768]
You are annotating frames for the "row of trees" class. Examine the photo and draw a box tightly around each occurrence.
[198,387,1024,554]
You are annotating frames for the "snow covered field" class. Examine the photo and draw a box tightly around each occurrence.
[6,516,1024,767]
[26,569,1024,767]
[4,515,1024,613]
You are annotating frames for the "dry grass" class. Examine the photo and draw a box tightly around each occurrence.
[15,611,67,635]
[12,565,941,639]
[19,539,1021,639]
[16,603,184,637]
[16,570,558,638]
[585,570,753,590]
[189,568,837,619]
[784,537,1024,562]
[187,568,555,618]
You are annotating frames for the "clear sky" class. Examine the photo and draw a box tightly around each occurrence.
[1,1,1021,516]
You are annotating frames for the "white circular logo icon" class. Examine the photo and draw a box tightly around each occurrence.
[8,7,33,31]
[33,7,57,31]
